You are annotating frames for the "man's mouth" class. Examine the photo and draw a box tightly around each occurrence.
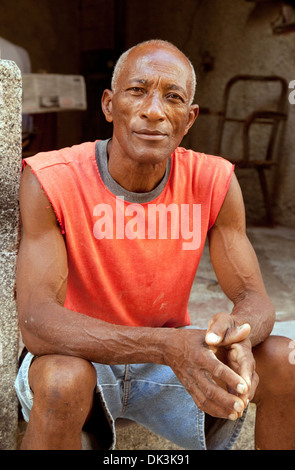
[133,129,167,141]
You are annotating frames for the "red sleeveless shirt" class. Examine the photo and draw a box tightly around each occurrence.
[24,142,234,327]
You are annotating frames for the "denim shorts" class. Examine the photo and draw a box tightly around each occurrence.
[15,351,247,450]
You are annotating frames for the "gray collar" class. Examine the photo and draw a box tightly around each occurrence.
[95,139,171,203]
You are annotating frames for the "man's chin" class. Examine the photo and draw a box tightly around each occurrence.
[128,139,174,164]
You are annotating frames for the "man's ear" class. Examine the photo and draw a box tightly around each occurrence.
[101,89,114,123]
[184,104,199,136]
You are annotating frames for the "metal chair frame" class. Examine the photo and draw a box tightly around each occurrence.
[215,75,288,226]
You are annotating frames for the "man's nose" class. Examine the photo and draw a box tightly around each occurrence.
[141,93,165,121]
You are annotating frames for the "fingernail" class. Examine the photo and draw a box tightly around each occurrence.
[234,401,244,413]
[229,413,237,421]
[245,376,252,388]
[206,333,221,344]
[237,323,250,330]
[237,383,247,394]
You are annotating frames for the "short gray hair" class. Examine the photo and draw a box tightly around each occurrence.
[111,39,197,105]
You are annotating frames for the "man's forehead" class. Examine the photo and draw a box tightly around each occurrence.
[122,46,191,86]
[129,45,189,70]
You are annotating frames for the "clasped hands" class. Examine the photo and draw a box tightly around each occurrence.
[167,312,259,421]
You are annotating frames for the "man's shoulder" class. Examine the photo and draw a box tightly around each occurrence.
[173,146,233,170]
[23,141,97,172]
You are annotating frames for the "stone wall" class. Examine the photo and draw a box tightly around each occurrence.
[185,0,295,226]
[0,60,22,450]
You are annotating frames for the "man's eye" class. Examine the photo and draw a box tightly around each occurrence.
[167,93,184,103]
[128,87,144,94]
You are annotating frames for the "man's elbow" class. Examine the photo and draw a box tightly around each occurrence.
[19,321,43,357]
[18,306,50,357]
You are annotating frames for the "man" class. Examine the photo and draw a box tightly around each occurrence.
[15,39,295,450]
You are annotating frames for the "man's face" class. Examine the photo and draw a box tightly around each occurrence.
[102,45,198,165]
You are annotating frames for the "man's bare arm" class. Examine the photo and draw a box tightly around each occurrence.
[206,173,275,348]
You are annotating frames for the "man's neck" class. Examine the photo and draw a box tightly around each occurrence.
[107,139,169,193]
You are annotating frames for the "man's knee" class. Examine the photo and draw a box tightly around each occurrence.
[29,354,97,410]
[253,335,295,401]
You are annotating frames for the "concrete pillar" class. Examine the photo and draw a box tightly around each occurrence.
[0,59,22,450]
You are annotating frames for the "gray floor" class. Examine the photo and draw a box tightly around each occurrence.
[115,225,295,450]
